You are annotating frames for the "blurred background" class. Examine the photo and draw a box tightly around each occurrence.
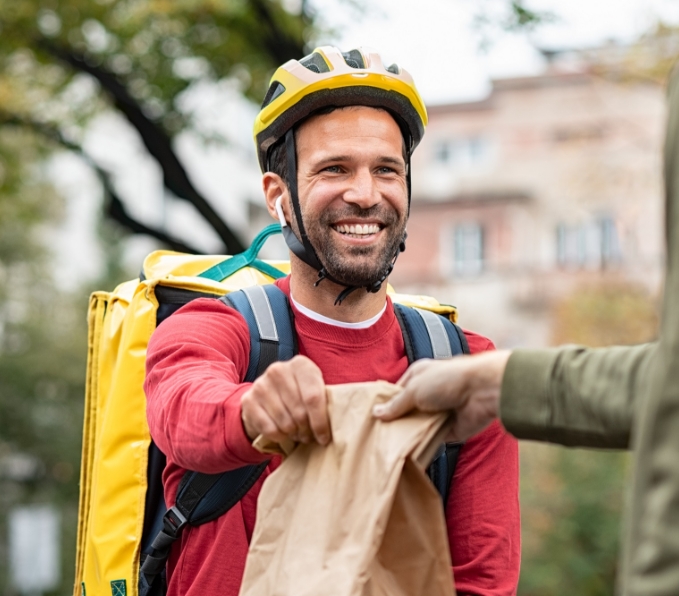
[0,0,672,594]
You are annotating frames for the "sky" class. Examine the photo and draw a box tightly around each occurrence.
[315,0,679,104]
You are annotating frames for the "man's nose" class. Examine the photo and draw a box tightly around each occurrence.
[343,168,380,209]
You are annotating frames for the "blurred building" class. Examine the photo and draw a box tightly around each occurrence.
[392,50,666,348]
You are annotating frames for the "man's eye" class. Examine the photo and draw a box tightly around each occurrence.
[323,165,341,173]
[378,166,396,174]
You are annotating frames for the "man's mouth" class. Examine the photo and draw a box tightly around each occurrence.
[332,223,382,238]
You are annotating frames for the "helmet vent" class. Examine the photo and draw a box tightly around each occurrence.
[386,63,400,75]
[342,50,365,69]
[300,52,330,74]
[261,81,286,108]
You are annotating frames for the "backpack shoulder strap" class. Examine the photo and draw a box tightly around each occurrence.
[393,303,469,363]
[392,303,469,506]
[140,284,296,596]
[426,440,464,506]
[221,284,297,381]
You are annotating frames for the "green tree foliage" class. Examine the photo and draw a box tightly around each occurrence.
[551,282,659,347]
[591,22,679,86]
[471,0,556,49]
[0,0,316,254]
[0,129,60,274]
[0,125,86,593]
[0,293,88,595]
[518,282,658,595]
[520,445,630,596]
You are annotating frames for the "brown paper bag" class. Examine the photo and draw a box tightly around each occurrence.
[239,381,456,596]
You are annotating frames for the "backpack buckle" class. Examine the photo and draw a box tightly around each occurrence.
[162,506,188,538]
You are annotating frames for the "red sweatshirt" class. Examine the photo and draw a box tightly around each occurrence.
[144,277,520,596]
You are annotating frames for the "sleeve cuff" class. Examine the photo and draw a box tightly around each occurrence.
[499,348,560,441]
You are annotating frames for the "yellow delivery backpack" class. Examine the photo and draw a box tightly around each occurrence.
[74,224,463,596]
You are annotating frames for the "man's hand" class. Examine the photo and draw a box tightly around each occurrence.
[372,351,512,442]
[241,355,330,446]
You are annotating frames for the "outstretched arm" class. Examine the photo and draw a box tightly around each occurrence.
[374,343,656,449]
[145,298,329,473]
[500,343,655,448]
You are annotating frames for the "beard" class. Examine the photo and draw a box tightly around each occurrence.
[293,202,408,288]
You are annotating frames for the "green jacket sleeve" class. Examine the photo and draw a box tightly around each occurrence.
[499,343,656,449]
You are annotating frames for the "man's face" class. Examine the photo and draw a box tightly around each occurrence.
[293,106,408,287]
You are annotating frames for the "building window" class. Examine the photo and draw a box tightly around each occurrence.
[599,215,622,265]
[433,137,491,167]
[454,223,484,275]
[556,216,621,268]
[434,141,453,163]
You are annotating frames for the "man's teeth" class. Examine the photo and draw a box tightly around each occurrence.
[334,223,380,235]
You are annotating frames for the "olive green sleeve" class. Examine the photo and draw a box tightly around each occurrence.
[499,343,657,449]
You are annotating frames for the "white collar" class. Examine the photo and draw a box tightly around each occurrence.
[290,294,387,329]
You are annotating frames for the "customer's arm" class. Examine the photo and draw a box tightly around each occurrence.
[374,343,656,449]
[501,343,656,448]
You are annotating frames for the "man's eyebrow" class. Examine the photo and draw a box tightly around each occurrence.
[312,155,405,167]
[378,156,405,167]
[312,155,351,166]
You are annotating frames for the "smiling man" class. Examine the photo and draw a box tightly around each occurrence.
[144,47,520,596]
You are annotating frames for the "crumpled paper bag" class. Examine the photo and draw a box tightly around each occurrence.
[239,381,456,596]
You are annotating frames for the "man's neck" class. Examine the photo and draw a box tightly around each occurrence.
[288,258,388,323]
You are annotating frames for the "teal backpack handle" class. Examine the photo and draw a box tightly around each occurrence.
[198,224,286,282]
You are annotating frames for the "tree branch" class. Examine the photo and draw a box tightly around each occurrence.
[250,0,307,62]
[35,39,245,253]
[103,186,204,255]
[0,111,204,254]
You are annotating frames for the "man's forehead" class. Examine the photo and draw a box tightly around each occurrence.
[299,105,399,133]
[296,106,406,159]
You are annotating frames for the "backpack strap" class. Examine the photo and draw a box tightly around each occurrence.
[221,284,297,381]
[392,303,469,506]
[139,285,295,596]
[426,442,464,507]
[393,304,469,361]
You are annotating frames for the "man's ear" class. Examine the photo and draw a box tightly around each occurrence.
[262,172,290,223]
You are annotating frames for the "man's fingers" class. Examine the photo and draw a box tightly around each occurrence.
[303,388,331,446]
[263,362,311,441]
[242,355,329,446]
[293,358,330,445]
[372,387,416,421]
[243,402,289,444]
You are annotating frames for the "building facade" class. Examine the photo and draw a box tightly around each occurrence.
[392,63,666,348]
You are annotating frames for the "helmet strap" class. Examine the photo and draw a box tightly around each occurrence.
[406,153,412,216]
[284,130,324,271]
[282,129,352,297]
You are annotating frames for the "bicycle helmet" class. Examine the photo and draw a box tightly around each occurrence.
[254,46,428,303]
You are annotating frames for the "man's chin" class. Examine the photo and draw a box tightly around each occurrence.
[310,232,402,287]
[321,259,390,289]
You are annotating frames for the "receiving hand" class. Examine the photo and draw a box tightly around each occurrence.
[372,351,511,442]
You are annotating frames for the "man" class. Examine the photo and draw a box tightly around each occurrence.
[374,65,679,596]
[145,46,520,596]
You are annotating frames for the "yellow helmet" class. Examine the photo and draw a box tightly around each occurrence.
[253,46,428,172]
